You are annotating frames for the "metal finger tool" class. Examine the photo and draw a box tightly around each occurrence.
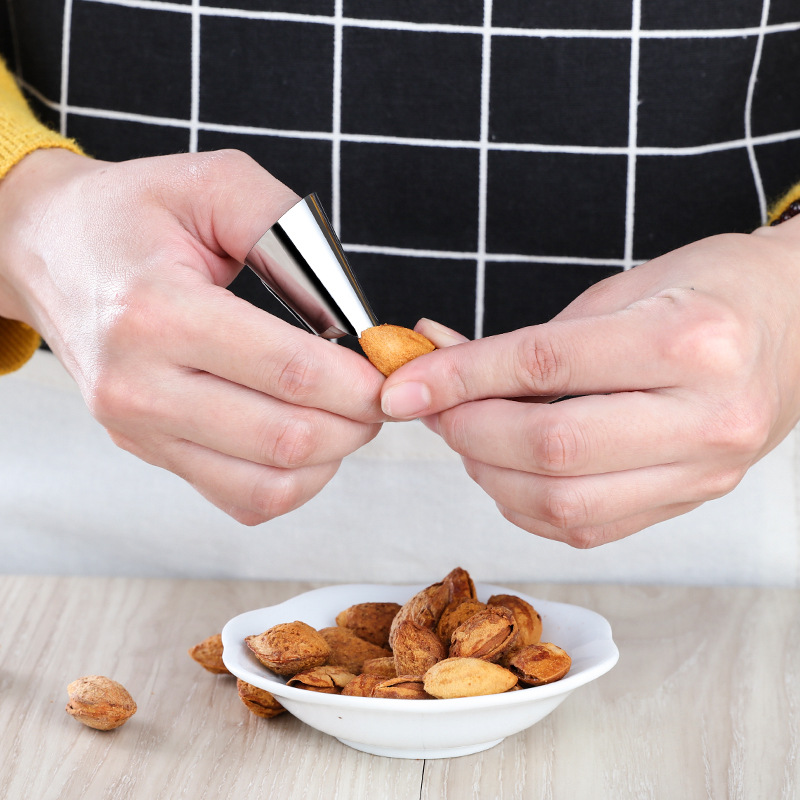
[244,193,378,339]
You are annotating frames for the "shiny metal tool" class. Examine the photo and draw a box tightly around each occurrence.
[244,193,379,339]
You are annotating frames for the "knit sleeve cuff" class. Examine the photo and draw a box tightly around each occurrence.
[0,317,41,376]
[0,60,84,374]
[0,58,84,180]
[767,183,800,226]
[0,112,83,182]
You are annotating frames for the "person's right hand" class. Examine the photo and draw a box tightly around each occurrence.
[0,148,385,524]
[380,220,800,547]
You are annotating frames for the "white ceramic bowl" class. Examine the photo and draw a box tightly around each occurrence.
[221,582,618,759]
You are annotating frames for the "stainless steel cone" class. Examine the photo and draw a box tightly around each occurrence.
[244,193,378,338]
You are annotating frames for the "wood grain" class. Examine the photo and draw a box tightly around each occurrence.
[1,577,798,799]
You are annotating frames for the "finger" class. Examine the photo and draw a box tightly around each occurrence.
[149,149,301,265]
[140,274,385,423]
[137,368,381,468]
[414,318,470,348]
[497,500,703,548]
[381,289,736,419]
[113,430,339,525]
[462,457,741,535]
[431,391,741,476]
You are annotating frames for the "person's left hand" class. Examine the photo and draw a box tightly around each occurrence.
[379,221,800,547]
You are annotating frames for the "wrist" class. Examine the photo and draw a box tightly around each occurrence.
[0,148,96,324]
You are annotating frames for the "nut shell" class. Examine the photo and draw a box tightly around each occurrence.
[188,633,230,675]
[388,581,451,649]
[237,678,285,718]
[372,676,433,700]
[423,657,518,699]
[361,656,397,678]
[65,676,137,730]
[341,673,386,697]
[358,324,436,376]
[335,602,401,647]
[287,665,356,694]
[507,643,571,686]
[392,619,446,676]
[318,627,392,674]
[436,599,487,646]
[488,594,543,662]
[245,621,331,677]
[449,606,518,662]
[443,567,477,604]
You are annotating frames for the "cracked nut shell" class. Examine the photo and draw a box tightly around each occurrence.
[237,678,285,718]
[507,643,572,686]
[188,633,230,675]
[436,599,487,646]
[449,605,518,662]
[443,567,477,604]
[372,676,433,700]
[488,594,543,662]
[287,665,356,694]
[341,673,386,697]
[361,656,397,678]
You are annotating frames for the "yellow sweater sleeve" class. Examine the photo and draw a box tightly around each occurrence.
[0,58,84,376]
[767,183,800,226]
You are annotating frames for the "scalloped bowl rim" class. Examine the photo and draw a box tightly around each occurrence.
[222,582,619,714]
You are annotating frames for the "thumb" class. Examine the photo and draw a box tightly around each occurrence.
[381,302,686,420]
[153,149,300,266]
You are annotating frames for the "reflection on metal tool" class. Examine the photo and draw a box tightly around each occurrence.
[244,193,379,339]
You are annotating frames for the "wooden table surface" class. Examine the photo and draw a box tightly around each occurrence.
[1,576,797,800]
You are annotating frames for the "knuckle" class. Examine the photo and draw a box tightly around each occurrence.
[496,502,602,548]
[701,466,747,499]
[214,147,254,168]
[539,482,591,530]
[264,414,318,468]
[189,148,255,183]
[268,345,318,403]
[437,355,473,405]
[461,456,483,483]
[436,408,472,456]
[564,527,605,550]
[229,507,269,527]
[105,428,146,461]
[531,417,584,474]
[703,399,772,457]
[101,286,175,360]
[249,470,303,521]
[515,330,567,395]
[663,300,750,377]
[89,373,141,425]
[724,413,770,456]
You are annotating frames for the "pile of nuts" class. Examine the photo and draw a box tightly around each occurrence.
[233,567,571,709]
[65,569,571,730]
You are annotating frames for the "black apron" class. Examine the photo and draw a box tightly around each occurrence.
[3,0,799,346]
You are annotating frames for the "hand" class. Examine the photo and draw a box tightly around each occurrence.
[0,148,384,524]
[380,222,800,547]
